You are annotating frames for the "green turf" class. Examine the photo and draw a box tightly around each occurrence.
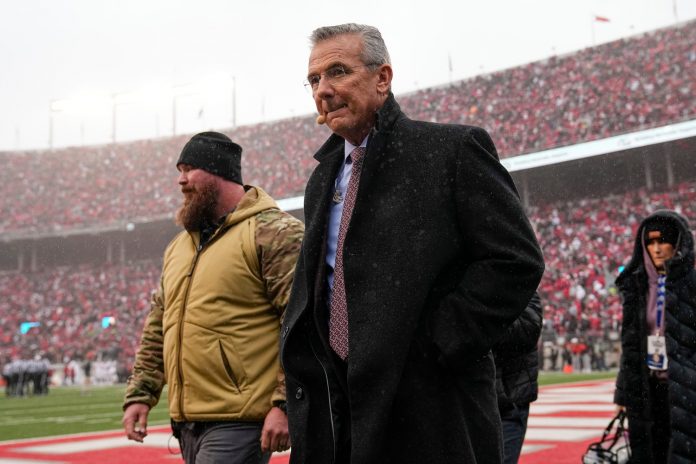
[0,385,170,441]
[0,372,618,441]
[539,370,616,386]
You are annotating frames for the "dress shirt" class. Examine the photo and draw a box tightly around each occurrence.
[325,136,369,296]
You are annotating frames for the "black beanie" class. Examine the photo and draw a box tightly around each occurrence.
[177,131,243,184]
[644,218,680,247]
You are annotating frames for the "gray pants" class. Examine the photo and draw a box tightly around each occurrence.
[175,421,271,464]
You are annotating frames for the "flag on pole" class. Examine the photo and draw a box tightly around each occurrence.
[594,15,610,22]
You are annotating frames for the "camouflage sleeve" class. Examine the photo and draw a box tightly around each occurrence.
[123,283,166,410]
[255,208,304,404]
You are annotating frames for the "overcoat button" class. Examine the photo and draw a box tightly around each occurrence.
[295,387,304,400]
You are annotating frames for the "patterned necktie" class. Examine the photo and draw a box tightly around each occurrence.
[329,146,366,360]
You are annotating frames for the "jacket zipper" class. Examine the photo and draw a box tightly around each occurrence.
[176,241,204,420]
[309,338,337,464]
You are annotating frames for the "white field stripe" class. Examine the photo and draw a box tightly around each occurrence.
[520,444,553,455]
[535,394,614,404]
[1,402,120,415]
[528,416,614,428]
[542,385,615,394]
[0,412,123,427]
[0,423,171,446]
[524,427,601,442]
[530,403,615,414]
[14,434,291,459]
[82,418,117,425]
[0,459,68,464]
[16,432,174,454]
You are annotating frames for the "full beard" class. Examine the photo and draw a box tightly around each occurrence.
[175,181,220,231]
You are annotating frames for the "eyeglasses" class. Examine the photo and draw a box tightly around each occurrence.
[303,63,378,92]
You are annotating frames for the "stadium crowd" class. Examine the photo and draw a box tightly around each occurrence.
[1,180,695,371]
[532,181,696,341]
[0,261,159,374]
[1,20,695,381]
[401,19,695,155]
[0,20,693,235]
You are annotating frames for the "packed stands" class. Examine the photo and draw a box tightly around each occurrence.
[0,261,159,367]
[1,20,695,373]
[401,20,695,155]
[532,180,696,339]
[2,180,695,364]
[0,20,694,235]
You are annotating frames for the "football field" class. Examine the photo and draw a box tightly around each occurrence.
[0,385,170,441]
[0,373,616,463]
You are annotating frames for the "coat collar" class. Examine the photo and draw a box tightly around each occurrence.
[617,209,695,290]
[373,91,402,135]
[313,92,403,163]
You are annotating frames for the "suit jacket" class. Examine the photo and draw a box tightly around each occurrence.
[281,94,544,464]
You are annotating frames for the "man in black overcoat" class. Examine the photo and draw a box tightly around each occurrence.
[280,23,545,464]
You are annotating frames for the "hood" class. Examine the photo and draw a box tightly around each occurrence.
[616,209,694,289]
[223,185,279,227]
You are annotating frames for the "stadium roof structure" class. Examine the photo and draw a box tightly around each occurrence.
[501,119,696,172]
[275,118,696,214]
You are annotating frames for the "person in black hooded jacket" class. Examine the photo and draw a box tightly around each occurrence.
[494,292,542,464]
[614,209,696,463]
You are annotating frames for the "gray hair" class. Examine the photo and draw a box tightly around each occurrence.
[310,23,391,68]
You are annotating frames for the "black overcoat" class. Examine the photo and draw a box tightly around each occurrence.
[281,94,544,464]
[494,292,542,411]
[614,210,696,463]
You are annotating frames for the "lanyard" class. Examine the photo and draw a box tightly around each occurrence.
[655,274,666,331]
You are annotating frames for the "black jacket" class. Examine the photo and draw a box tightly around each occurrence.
[280,94,544,464]
[614,210,696,464]
[494,292,542,411]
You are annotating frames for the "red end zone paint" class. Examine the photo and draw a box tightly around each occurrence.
[522,440,609,464]
[0,379,616,464]
[0,426,291,464]
[519,379,617,464]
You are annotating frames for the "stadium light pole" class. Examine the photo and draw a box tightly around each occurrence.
[172,83,196,136]
[232,76,237,128]
[49,100,56,150]
[447,53,453,85]
[590,15,595,45]
[111,92,134,144]
[48,99,63,151]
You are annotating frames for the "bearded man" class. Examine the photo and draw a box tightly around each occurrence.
[122,131,304,464]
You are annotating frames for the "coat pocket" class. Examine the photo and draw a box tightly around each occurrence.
[218,339,245,393]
